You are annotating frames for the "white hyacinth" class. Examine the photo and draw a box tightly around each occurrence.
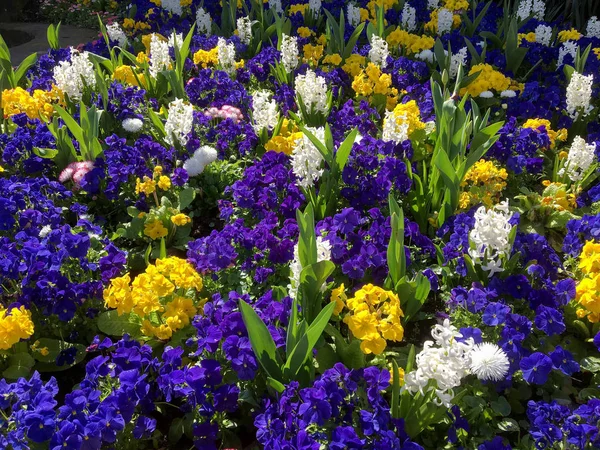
[382,110,410,144]
[252,90,279,133]
[347,3,361,27]
[217,37,237,75]
[469,343,510,382]
[168,32,183,51]
[403,320,475,407]
[196,7,212,35]
[449,47,468,78]
[161,0,182,15]
[237,16,253,45]
[469,201,514,276]
[534,24,553,46]
[415,49,434,63]
[106,23,128,48]
[559,136,597,182]
[427,0,440,8]
[183,145,218,177]
[401,3,417,32]
[269,0,283,15]
[53,48,96,100]
[291,126,325,189]
[368,35,389,68]
[295,69,329,116]
[557,40,578,67]
[288,235,331,299]
[122,118,143,133]
[280,34,299,72]
[164,99,194,147]
[149,34,171,79]
[586,16,600,38]
[437,8,454,35]
[517,0,543,21]
[308,0,321,14]
[566,72,594,119]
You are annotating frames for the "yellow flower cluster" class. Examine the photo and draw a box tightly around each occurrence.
[1,86,62,120]
[330,283,347,315]
[386,29,435,55]
[342,284,404,355]
[575,241,600,323]
[540,181,576,212]
[289,3,308,15]
[459,159,508,210]
[265,118,303,155]
[365,0,396,23]
[522,118,567,150]
[0,306,34,350]
[113,65,146,87]
[461,64,514,97]
[123,18,151,31]
[342,54,367,78]
[104,257,203,339]
[352,63,398,109]
[144,219,168,239]
[388,100,426,136]
[135,167,171,196]
[193,47,219,68]
[303,44,324,66]
[518,32,537,43]
[558,29,582,42]
[443,0,470,10]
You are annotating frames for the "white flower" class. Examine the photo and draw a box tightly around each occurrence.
[415,49,434,63]
[401,3,416,32]
[53,48,96,100]
[122,118,143,132]
[39,225,52,238]
[237,16,253,45]
[437,8,454,35]
[295,69,329,116]
[468,201,514,277]
[168,32,183,50]
[368,35,389,68]
[217,37,236,75]
[500,90,516,98]
[403,319,475,407]
[449,47,468,78]
[532,0,545,19]
[469,343,510,382]
[149,34,171,78]
[558,136,597,182]
[479,90,494,98]
[106,23,127,48]
[280,34,299,72]
[566,72,594,119]
[196,7,212,35]
[252,90,279,133]
[382,110,409,144]
[517,0,532,21]
[269,0,283,15]
[587,16,600,38]
[347,3,361,27]
[183,145,218,176]
[288,235,331,299]
[308,0,321,14]
[291,126,325,189]
[161,0,182,15]
[557,40,578,67]
[534,24,552,46]
[164,99,194,147]
[427,0,440,8]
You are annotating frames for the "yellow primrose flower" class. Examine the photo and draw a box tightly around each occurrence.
[157,175,171,190]
[144,219,168,240]
[0,306,35,350]
[330,284,347,315]
[171,213,192,226]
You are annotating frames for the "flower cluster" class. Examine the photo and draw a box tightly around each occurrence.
[0,306,34,350]
[459,159,508,210]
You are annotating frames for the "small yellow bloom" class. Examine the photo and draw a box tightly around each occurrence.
[330,284,347,315]
[135,176,156,195]
[157,175,171,190]
[144,219,168,240]
[171,213,192,226]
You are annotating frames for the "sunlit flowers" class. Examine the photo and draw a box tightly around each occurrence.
[575,240,600,322]
[566,72,593,120]
[164,98,194,147]
[52,47,96,100]
[0,306,35,350]
[343,284,404,355]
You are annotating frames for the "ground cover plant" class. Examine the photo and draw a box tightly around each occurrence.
[1,0,600,448]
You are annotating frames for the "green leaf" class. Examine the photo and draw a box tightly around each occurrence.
[334,128,358,172]
[3,353,35,379]
[391,359,400,418]
[14,52,38,85]
[31,339,85,365]
[296,204,317,268]
[580,357,600,373]
[239,300,283,381]
[283,301,335,381]
[298,260,335,323]
[178,187,196,210]
[33,147,59,159]
[267,377,286,393]
[97,310,141,337]
[491,396,511,416]
[497,418,520,432]
[168,417,185,443]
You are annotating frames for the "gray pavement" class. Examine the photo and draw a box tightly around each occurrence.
[0,22,99,65]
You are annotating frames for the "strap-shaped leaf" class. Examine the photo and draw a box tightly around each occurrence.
[296,204,317,268]
[299,260,335,323]
[335,128,358,172]
[239,300,283,381]
[391,359,400,418]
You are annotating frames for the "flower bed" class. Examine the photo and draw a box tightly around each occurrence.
[1,0,600,449]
